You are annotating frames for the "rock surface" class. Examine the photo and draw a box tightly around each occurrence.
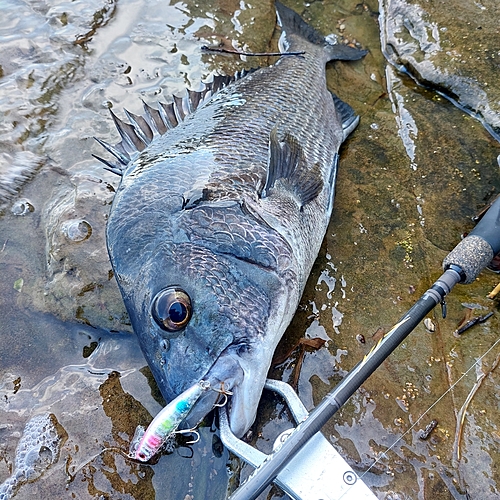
[381,0,500,135]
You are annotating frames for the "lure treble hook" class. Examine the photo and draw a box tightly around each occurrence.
[176,427,201,445]
[212,382,233,408]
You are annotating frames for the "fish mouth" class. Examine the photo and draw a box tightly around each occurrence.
[183,345,270,438]
[210,344,272,438]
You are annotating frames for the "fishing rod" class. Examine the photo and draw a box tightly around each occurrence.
[229,195,500,500]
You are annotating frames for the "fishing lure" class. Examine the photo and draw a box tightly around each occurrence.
[134,380,211,462]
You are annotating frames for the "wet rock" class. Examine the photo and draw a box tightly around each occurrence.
[0,413,67,500]
[0,0,119,208]
[10,199,35,216]
[40,172,130,331]
[0,153,44,211]
[423,317,436,333]
[380,0,500,135]
[60,219,92,242]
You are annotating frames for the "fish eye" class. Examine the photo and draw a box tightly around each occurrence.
[151,287,192,332]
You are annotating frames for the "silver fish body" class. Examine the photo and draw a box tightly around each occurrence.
[102,2,366,438]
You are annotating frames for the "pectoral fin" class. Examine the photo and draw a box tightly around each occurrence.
[261,129,323,210]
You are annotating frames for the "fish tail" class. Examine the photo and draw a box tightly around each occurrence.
[275,1,367,62]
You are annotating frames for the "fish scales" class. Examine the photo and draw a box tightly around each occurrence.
[181,205,292,270]
[102,2,366,438]
[205,60,337,166]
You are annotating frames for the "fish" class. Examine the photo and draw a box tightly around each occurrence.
[97,1,367,438]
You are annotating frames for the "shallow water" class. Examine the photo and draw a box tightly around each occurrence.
[1,0,500,499]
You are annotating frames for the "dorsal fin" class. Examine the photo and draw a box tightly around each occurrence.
[187,89,201,112]
[212,75,233,93]
[94,70,255,171]
[159,101,179,128]
[261,129,323,210]
[172,95,186,121]
[93,137,130,165]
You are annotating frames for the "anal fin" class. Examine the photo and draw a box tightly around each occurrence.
[327,153,339,213]
[331,92,360,140]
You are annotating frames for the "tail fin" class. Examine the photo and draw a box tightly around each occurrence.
[275,1,367,62]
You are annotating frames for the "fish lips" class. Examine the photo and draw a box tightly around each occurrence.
[157,335,263,438]
[134,321,268,439]
[183,344,270,439]
[224,352,269,438]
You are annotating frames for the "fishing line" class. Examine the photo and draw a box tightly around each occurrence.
[64,446,132,483]
[201,45,305,57]
[336,335,500,499]
[66,438,183,480]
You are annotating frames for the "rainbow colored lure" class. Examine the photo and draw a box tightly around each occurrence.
[134,380,211,462]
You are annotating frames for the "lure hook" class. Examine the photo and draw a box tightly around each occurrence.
[176,428,201,445]
[213,392,228,408]
[211,381,233,407]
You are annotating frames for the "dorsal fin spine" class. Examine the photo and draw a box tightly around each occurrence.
[110,110,146,152]
[124,109,153,144]
[123,108,153,146]
[93,137,130,165]
[142,100,167,135]
[92,154,123,176]
[187,89,201,111]
[172,95,186,121]
[159,102,178,128]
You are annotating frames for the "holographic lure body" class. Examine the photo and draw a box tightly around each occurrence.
[134,380,210,461]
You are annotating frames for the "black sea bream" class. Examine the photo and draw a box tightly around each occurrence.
[97,2,366,438]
